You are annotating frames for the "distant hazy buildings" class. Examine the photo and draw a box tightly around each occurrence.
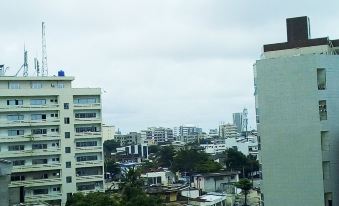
[219,123,239,139]
[255,16,339,206]
[102,124,115,142]
[173,125,202,138]
[114,132,141,146]
[141,127,174,144]
[232,113,243,133]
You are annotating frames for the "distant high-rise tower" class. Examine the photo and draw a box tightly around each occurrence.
[232,113,242,133]
[255,16,339,206]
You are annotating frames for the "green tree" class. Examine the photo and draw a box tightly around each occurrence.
[158,145,175,168]
[148,145,160,154]
[103,140,121,157]
[235,178,253,206]
[223,148,247,175]
[105,159,121,176]
[66,192,120,206]
[172,149,222,173]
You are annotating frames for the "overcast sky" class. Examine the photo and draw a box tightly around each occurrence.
[1,1,339,133]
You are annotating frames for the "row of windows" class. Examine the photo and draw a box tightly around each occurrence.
[75,113,97,118]
[12,157,60,166]
[76,141,97,147]
[75,127,99,133]
[5,98,97,106]
[7,143,59,151]
[8,82,64,89]
[6,114,63,121]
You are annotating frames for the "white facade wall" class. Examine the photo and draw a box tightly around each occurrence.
[256,53,339,206]
[102,125,115,142]
[0,76,104,206]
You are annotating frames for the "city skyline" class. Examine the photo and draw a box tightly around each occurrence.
[1,1,339,132]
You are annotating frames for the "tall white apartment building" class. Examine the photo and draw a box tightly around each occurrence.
[141,127,174,144]
[0,75,104,206]
[173,125,202,138]
[255,16,339,206]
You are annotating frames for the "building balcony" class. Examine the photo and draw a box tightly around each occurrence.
[0,104,59,112]
[0,134,60,143]
[73,103,101,110]
[76,175,104,183]
[12,163,62,173]
[74,118,101,124]
[9,178,61,188]
[75,146,102,154]
[75,160,103,168]
[0,119,60,128]
[25,193,62,203]
[75,132,101,139]
[0,148,61,158]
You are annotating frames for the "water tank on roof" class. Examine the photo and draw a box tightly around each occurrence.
[58,70,65,77]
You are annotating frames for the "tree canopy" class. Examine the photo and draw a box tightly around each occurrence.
[103,140,121,156]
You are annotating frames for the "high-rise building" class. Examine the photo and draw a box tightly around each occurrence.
[255,16,339,206]
[0,75,104,205]
[232,113,243,133]
[219,123,239,139]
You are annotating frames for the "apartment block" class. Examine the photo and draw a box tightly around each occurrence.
[0,75,104,206]
[141,127,174,144]
[255,16,339,206]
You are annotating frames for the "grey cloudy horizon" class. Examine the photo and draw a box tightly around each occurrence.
[1,0,339,133]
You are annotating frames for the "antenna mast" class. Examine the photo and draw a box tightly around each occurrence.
[41,22,48,76]
[23,48,28,76]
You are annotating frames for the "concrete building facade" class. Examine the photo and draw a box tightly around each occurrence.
[102,124,115,142]
[141,127,174,144]
[232,113,243,133]
[0,76,104,205]
[255,16,339,206]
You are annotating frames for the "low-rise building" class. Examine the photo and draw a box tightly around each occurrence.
[193,172,239,193]
[114,132,141,146]
[115,143,149,162]
[141,170,175,186]
[141,127,174,144]
[219,123,239,138]
[189,193,227,206]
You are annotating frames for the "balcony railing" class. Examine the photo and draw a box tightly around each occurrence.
[76,175,103,183]
[75,132,101,139]
[12,163,61,173]
[25,193,62,202]
[0,148,61,158]
[75,160,103,168]
[74,118,101,124]
[0,104,59,112]
[9,178,61,188]
[75,146,102,154]
[73,103,101,109]
[0,134,60,143]
[0,119,60,127]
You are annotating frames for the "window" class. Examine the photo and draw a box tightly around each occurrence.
[66,161,71,168]
[74,98,97,104]
[8,145,24,151]
[321,131,330,151]
[65,147,71,153]
[66,176,72,183]
[50,98,58,103]
[32,129,47,135]
[319,100,327,120]
[11,175,25,181]
[52,157,60,162]
[31,82,42,89]
[9,82,20,89]
[65,132,70,139]
[32,159,48,165]
[75,113,97,118]
[7,99,23,106]
[57,83,64,88]
[77,184,95,191]
[76,141,97,147]
[7,115,24,121]
[64,117,70,124]
[31,114,47,120]
[12,160,25,166]
[32,144,47,150]
[8,130,24,136]
[33,188,48,195]
[50,113,58,118]
[317,68,326,90]
[323,161,330,180]
[52,142,59,147]
[75,126,99,133]
[30,99,46,105]
[53,187,60,192]
[64,103,69,109]
[76,155,97,162]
